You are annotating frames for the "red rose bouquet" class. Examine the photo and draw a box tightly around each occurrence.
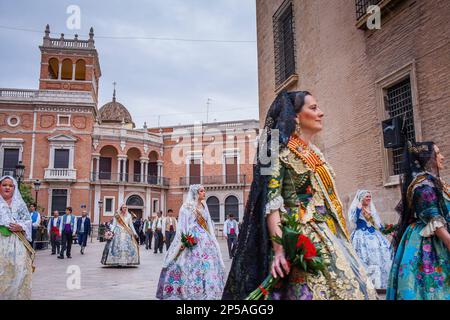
[246,212,327,300]
[174,232,198,260]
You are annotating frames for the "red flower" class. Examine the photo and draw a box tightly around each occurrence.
[306,186,312,194]
[296,234,317,260]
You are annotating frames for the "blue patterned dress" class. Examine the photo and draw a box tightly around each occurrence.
[101,213,140,266]
[387,175,450,300]
[350,208,393,289]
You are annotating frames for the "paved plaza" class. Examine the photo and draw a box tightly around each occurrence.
[31,238,385,300]
[31,238,233,300]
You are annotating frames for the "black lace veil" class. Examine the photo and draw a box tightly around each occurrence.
[222,91,311,300]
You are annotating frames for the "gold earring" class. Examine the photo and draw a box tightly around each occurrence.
[295,122,302,136]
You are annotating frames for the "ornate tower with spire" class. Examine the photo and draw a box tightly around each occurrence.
[39,25,102,102]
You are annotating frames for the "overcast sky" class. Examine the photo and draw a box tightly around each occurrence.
[0,0,259,127]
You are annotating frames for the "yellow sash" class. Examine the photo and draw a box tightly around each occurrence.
[115,213,140,252]
[14,231,36,272]
[194,206,209,233]
[287,136,350,240]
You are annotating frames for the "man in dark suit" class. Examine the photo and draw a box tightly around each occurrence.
[76,209,91,255]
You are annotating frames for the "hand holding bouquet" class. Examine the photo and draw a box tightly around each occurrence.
[174,232,198,260]
[381,223,398,235]
[104,230,114,240]
[181,232,197,249]
[246,212,327,300]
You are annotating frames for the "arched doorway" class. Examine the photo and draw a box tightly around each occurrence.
[206,196,220,222]
[225,195,239,221]
[126,194,144,219]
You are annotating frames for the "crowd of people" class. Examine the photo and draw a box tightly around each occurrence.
[0,90,448,300]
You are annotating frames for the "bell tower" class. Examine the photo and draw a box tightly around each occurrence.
[39,24,102,102]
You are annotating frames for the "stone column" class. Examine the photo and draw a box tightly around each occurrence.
[94,156,100,180]
[117,157,122,182]
[157,160,163,185]
[72,63,76,80]
[58,62,62,80]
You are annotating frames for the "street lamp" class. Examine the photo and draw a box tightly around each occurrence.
[97,200,104,241]
[98,199,103,220]
[33,179,41,207]
[15,161,25,188]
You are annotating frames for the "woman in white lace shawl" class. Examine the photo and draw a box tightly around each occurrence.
[348,190,392,289]
[156,184,225,300]
[0,175,34,299]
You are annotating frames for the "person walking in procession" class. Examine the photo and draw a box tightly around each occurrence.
[143,216,153,250]
[163,209,177,250]
[223,213,239,259]
[77,209,91,255]
[153,211,164,254]
[58,207,77,259]
[47,210,62,255]
[29,203,40,249]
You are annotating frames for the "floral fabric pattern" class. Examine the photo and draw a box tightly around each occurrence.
[156,206,225,300]
[387,180,450,300]
[101,213,140,266]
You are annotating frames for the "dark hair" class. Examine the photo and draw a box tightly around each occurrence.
[228,213,234,218]
[392,141,445,250]
[66,207,72,213]
[223,90,312,299]
[263,90,312,146]
[168,209,173,213]
[30,203,36,208]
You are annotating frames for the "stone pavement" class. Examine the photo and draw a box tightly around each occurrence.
[31,238,385,300]
[31,238,233,300]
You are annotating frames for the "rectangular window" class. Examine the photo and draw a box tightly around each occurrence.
[153,199,159,213]
[51,189,67,215]
[189,158,201,185]
[225,156,238,184]
[2,148,19,176]
[103,197,115,216]
[99,157,112,180]
[57,115,70,126]
[385,77,415,176]
[54,149,70,169]
[273,0,296,87]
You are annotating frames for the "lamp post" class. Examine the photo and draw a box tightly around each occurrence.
[33,179,41,208]
[15,161,25,188]
[97,200,103,242]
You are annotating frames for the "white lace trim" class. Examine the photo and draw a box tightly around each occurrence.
[265,195,287,215]
[420,215,447,237]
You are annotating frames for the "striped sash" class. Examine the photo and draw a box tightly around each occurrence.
[287,136,350,240]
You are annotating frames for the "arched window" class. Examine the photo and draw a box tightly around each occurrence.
[225,195,239,220]
[48,58,59,79]
[61,59,73,80]
[75,59,86,80]
[126,195,144,207]
[206,196,220,222]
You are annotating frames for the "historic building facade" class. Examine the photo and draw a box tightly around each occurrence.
[0,26,258,225]
[256,0,449,222]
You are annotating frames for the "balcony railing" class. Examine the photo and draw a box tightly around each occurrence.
[179,175,247,186]
[0,168,17,178]
[44,168,77,181]
[91,172,170,187]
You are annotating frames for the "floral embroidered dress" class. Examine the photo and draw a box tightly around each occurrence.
[0,176,34,299]
[265,137,377,300]
[101,212,140,266]
[387,174,450,300]
[156,203,225,300]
